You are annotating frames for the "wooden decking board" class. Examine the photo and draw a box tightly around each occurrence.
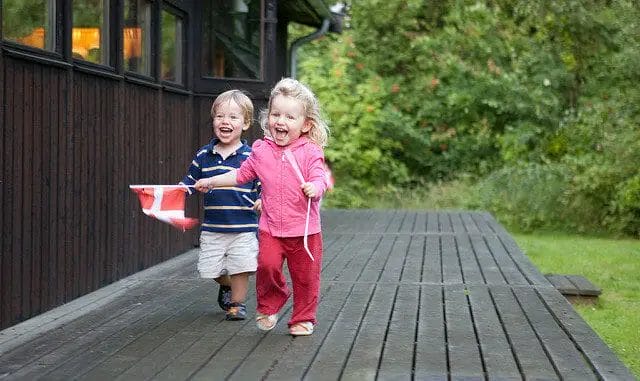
[461,212,481,235]
[466,234,502,285]
[304,282,375,380]
[537,288,633,380]
[482,235,529,285]
[247,283,356,380]
[379,234,410,283]
[414,286,448,380]
[37,282,206,380]
[456,234,487,284]
[400,235,424,283]
[0,279,193,375]
[437,212,453,233]
[497,234,552,286]
[377,284,420,381]
[340,284,395,380]
[358,235,397,283]
[423,235,443,284]
[466,285,521,380]
[0,210,633,380]
[426,211,439,233]
[512,288,598,380]
[79,285,226,380]
[9,281,201,380]
[441,235,464,284]
[489,286,560,380]
[444,285,485,379]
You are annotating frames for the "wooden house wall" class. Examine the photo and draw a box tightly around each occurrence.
[0,55,200,329]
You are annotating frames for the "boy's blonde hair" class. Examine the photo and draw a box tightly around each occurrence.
[260,78,329,147]
[211,89,254,127]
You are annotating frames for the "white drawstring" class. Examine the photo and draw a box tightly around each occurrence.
[283,149,314,261]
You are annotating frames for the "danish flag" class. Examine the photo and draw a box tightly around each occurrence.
[130,185,199,231]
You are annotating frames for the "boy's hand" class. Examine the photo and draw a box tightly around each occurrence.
[253,199,262,214]
[301,182,317,198]
[195,178,214,193]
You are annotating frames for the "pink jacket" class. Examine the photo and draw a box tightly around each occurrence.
[236,137,327,237]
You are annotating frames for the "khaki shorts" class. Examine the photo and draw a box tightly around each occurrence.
[198,231,258,278]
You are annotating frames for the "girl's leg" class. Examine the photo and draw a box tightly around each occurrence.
[286,233,323,326]
[256,230,290,315]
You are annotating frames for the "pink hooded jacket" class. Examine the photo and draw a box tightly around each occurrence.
[236,137,327,237]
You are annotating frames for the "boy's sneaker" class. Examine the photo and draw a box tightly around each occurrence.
[217,285,231,311]
[225,303,247,321]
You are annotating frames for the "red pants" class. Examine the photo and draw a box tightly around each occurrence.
[256,230,323,326]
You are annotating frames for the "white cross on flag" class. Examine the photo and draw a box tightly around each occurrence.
[130,185,199,231]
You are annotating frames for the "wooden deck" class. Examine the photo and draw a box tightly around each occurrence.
[0,210,634,380]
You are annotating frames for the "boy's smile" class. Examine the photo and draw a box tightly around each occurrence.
[213,100,250,147]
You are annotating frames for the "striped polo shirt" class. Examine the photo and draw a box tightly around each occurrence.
[181,139,259,233]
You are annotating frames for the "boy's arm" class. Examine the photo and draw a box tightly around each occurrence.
[194,169,238,192]
[180,156,202,195]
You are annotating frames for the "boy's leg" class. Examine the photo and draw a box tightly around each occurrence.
[256,230,290,315]
[198,232,228,310]
[286,233,323,326]
[214,275,232,311]
[229,272,249,303]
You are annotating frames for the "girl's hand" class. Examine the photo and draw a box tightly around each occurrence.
[253,199,262,214]
[195,178,214,193]
[301,182,317,198]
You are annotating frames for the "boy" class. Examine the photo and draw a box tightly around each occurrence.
[180,90,260,320]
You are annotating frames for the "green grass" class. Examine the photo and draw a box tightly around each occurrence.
[513,233,640,377]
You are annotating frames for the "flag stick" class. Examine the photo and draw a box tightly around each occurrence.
[129,184,196,189]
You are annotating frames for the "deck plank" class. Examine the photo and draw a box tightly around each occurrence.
[0,209,633,381]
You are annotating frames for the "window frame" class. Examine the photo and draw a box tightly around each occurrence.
[70,0,119,71]
[1,0,65,61]
[121,0,154,80]
[159,2,187,88]
[192,0,268,95]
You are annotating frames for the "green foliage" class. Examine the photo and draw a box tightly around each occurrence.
[297,0,640,236]
[2,0,48,39]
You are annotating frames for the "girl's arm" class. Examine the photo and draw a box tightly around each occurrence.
[194,169,238,192]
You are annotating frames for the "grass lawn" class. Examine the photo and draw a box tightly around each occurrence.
[513,232,640,377]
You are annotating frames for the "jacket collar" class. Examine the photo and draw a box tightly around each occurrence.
[263,136,310,151]
[206,138,249,155]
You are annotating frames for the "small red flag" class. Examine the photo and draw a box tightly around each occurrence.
[130,185,199,231]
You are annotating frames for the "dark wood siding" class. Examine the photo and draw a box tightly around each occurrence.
[0,56,200,329]
[0,0,300,331]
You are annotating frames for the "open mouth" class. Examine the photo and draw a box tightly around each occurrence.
[274,127,288,140]
[218,126,233,136]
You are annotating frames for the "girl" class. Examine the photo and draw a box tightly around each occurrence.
[195,78,329,336]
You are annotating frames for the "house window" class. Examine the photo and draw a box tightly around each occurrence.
[2,0,56,52]
[161,8,184,84]
[123,0,151,75]
[72,0,110,65]
[201,0,262,80]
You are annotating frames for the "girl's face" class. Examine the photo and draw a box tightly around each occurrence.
[268,95,310,146]
[212,100,249,147]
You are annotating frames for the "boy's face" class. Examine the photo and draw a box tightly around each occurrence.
[212,100,250,147]
[268,95,311,147]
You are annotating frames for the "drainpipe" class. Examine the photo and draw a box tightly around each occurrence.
[288,18,331,79]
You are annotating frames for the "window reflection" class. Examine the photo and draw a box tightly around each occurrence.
[202,0,262,79]
[72,0,109,65]
[161,9,184,84]
[123,0,151,75]
[2,0,56,51]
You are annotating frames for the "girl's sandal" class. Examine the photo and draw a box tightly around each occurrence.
[256,313,278,331]
[289,322,314,336]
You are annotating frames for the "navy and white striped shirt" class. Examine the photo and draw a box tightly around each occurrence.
[181,139,259,233]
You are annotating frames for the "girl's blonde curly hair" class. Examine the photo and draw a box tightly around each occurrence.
[260,78,329,147]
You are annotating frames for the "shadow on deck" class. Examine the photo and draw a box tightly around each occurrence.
[0,210,634,380]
